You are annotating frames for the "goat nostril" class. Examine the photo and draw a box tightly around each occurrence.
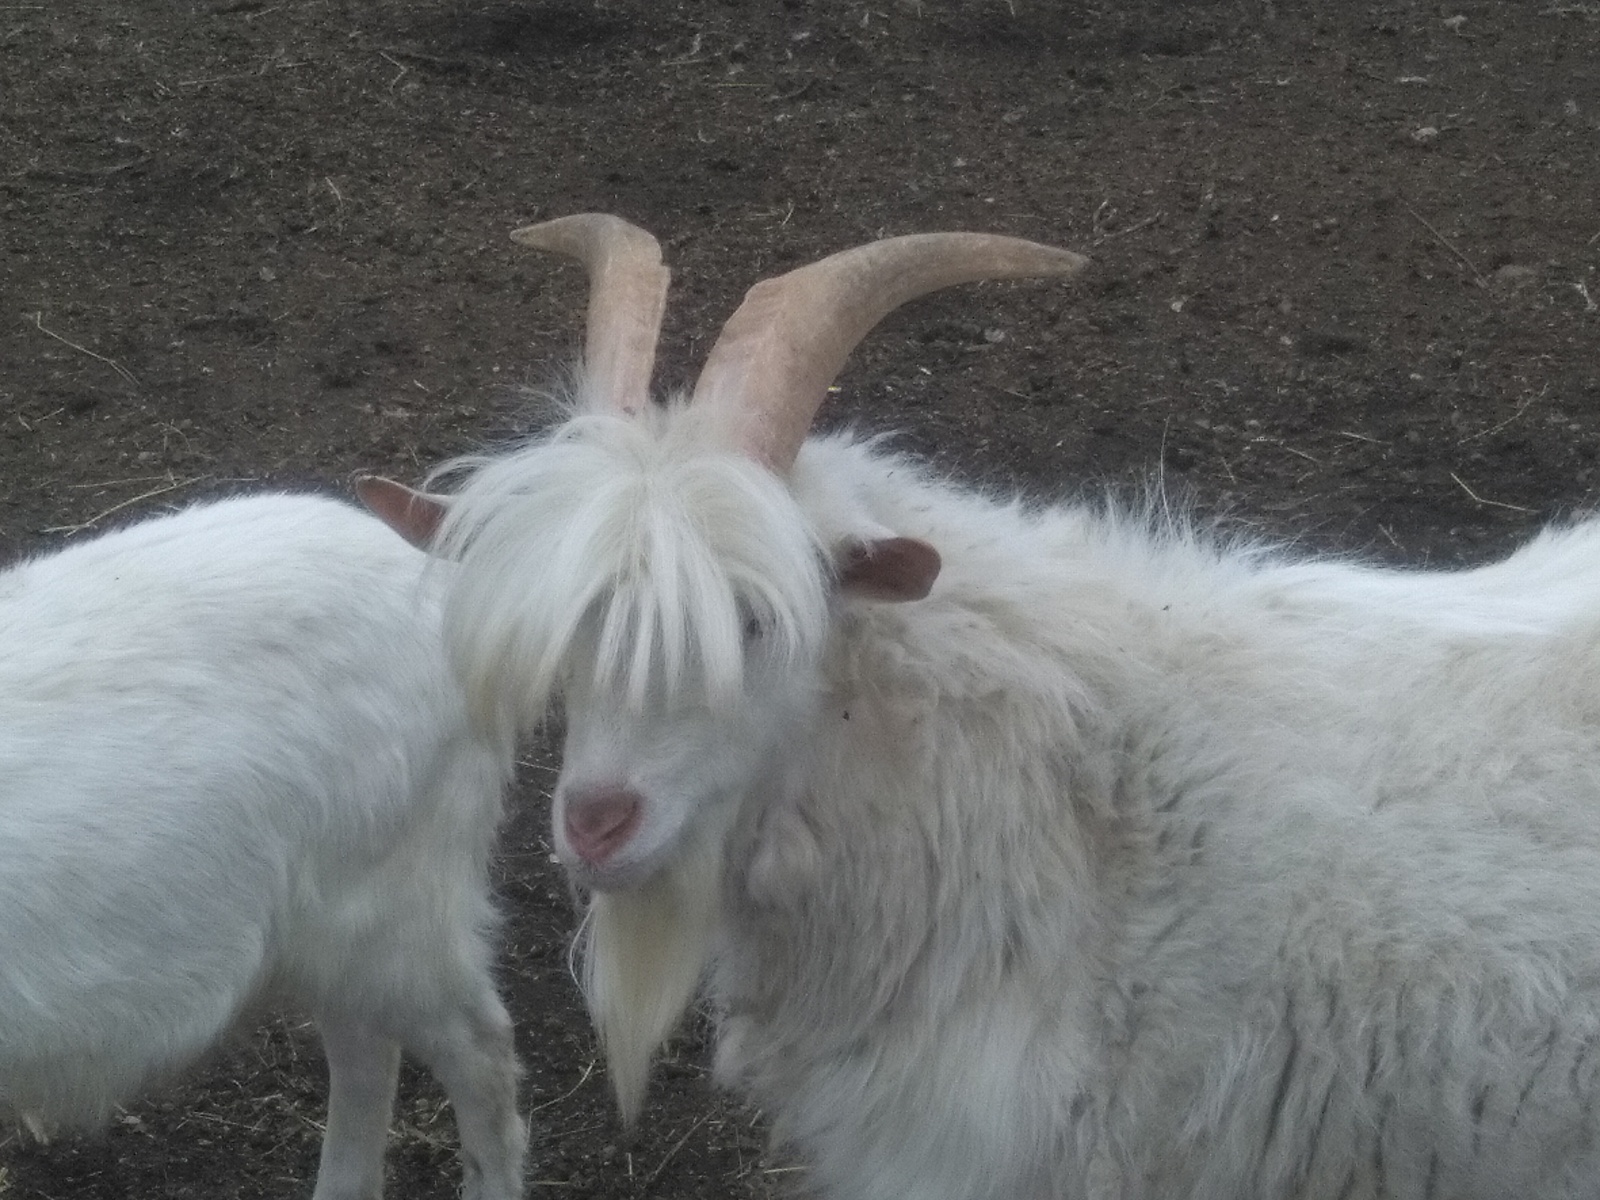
[562,786,643,865]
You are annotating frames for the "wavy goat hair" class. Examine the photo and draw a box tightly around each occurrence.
[365,216,1600,1200]
[1,495,525,1200]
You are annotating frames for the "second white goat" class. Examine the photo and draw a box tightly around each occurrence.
[0,493,525,1200]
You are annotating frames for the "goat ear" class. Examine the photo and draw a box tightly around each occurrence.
[355,475,451,552]
[837,537,941,602]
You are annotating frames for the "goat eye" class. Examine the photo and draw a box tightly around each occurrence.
[738,602,767,643]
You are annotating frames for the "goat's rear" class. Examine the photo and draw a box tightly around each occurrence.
[0,493,526,1200]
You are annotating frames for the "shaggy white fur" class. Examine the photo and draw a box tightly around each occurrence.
[434,397,1600,1199]
[0,494,525,1200]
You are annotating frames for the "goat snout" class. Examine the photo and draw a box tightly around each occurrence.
[562,785,644,865]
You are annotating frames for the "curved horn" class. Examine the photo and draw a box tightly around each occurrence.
[690,232,1088,470]
[511,214,671,415]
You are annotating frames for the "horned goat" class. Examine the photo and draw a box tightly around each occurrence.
[0,493,526,1200]
[363,214,1600,1200]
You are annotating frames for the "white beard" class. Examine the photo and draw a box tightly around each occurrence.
[581,834,724,1123]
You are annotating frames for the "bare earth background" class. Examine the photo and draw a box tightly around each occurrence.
[2,0,1598,1196]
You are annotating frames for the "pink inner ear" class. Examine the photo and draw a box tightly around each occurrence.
[354,475,449,550]
[838,537,941,602]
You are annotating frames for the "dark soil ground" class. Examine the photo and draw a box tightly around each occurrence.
[2,0,1598,1196]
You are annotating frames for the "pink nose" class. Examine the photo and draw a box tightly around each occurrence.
[562,785,644,866]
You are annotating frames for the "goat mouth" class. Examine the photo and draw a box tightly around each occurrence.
[561,851,663,894]
[568,813,642,867]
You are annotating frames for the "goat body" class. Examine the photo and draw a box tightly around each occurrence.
[0,494,525,1200]
[357,216,1600,1200]
[723,433,1600,1200]
[430,407,1600,1200]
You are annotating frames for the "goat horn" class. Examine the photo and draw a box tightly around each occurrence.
[690,232,1088,470]
[511,214,671,415]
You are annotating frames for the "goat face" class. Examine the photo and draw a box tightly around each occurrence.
[552,615,820,891]
[543,438,943,892]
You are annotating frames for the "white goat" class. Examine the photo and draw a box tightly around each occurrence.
[0,493,526,1200]
[364,215,1600,1200]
